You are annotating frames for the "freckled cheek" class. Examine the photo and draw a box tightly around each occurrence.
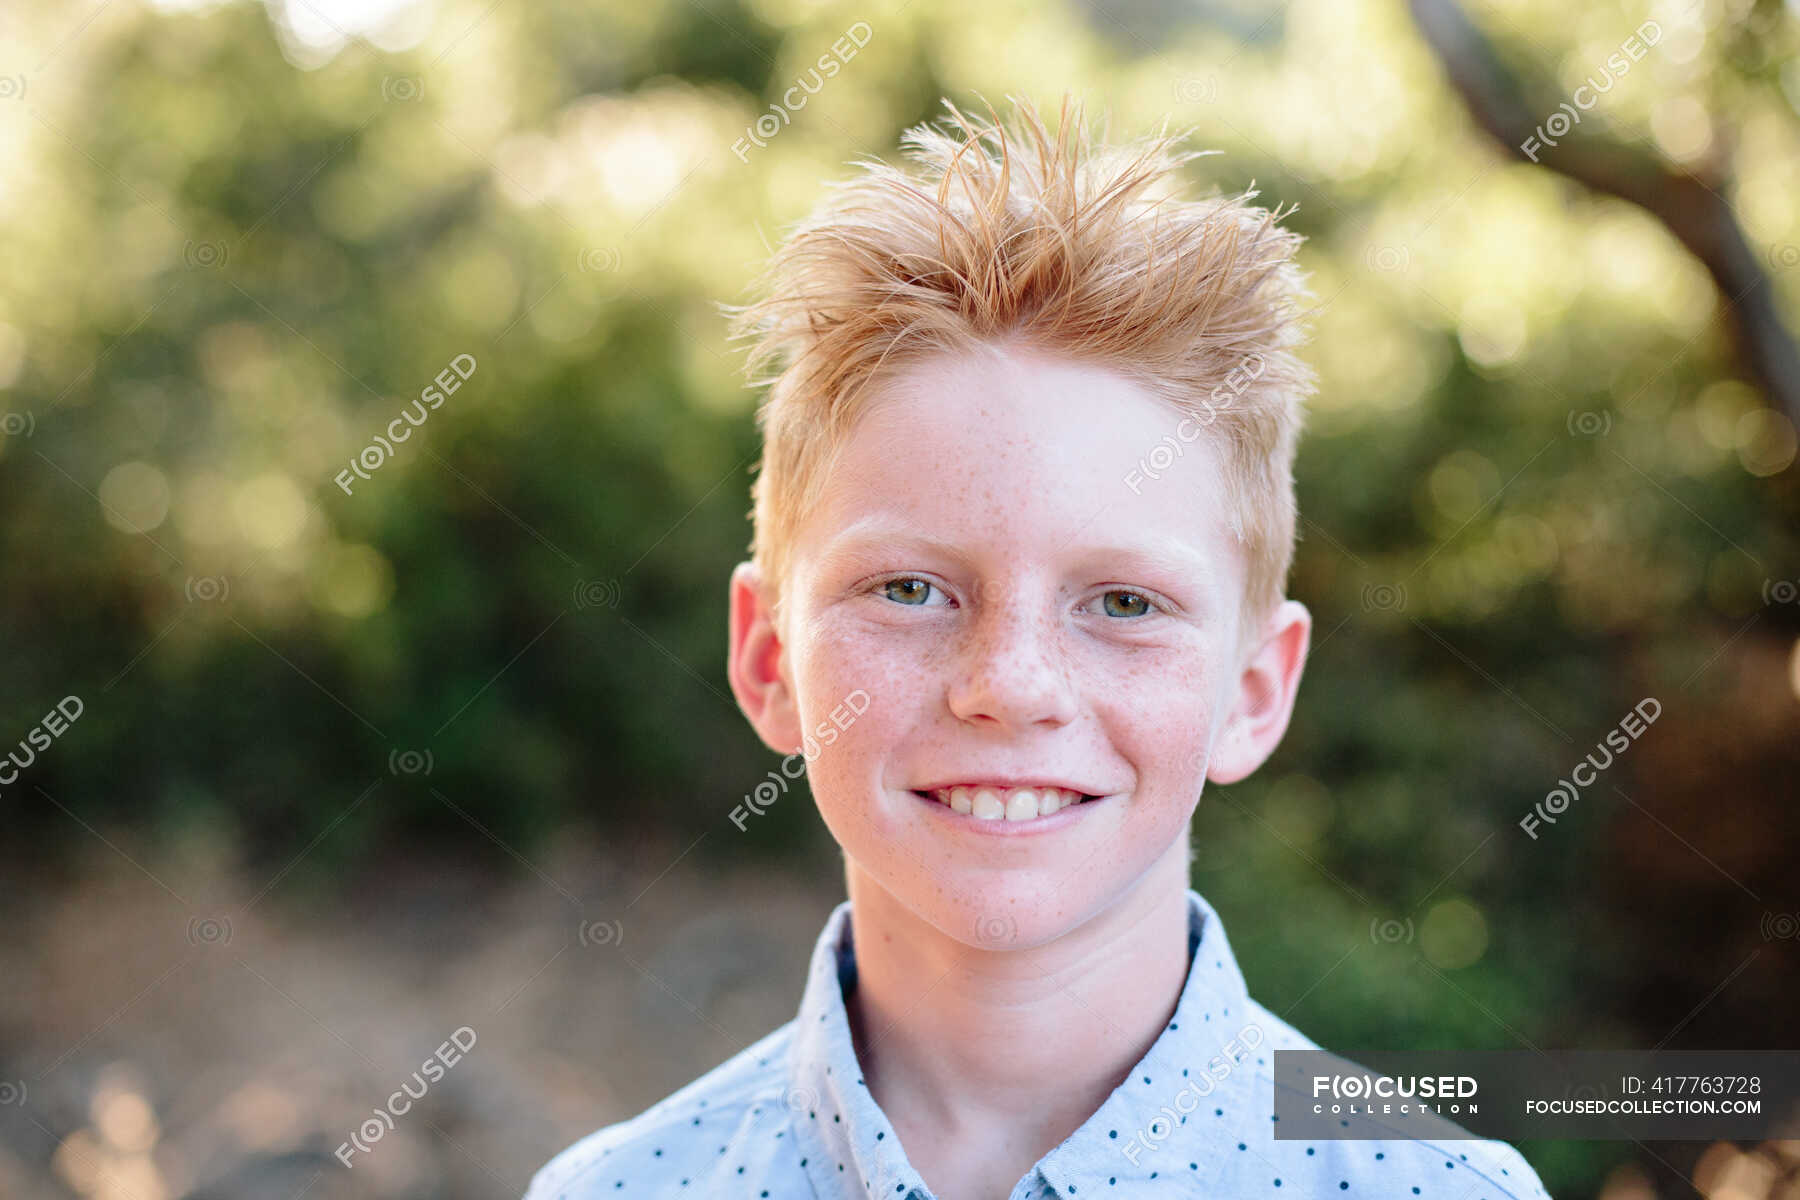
[1104,665,1220,803]
[801,625,939,712]
[793,627,935,803]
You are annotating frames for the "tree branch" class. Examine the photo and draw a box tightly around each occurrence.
[1408,0,1800,428]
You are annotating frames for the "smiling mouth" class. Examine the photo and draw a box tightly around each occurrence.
[910,785,1102,822]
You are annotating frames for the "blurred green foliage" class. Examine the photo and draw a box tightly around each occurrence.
[3,0,1798,1195]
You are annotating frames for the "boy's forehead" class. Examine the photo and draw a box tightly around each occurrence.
[835,345,1179,476]
[795,346,1246,587]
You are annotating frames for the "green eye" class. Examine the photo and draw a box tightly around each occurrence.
[1101,590,1154,618]
[874,579,1156,615]
[881,577,933,605]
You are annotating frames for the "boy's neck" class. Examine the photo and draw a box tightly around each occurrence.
[840,843,1194,1195]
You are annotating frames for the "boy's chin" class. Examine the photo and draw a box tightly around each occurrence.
[863,833,1195,951]
[897,872,1125,952]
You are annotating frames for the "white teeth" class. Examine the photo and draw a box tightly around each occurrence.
[931,785,1085,821]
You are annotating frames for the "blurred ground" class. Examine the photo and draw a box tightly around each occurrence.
[0,836,843,1199]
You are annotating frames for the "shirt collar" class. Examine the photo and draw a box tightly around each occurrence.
[787,888,1261,1199]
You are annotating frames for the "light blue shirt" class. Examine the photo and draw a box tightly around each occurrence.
[525,888,1552,1199]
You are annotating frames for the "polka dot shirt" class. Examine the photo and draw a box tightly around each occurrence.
[524,889,1553,1199]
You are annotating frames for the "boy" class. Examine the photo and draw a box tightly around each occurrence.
[526,95,1552,1200]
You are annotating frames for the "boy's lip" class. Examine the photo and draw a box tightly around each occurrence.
[907,787,1108,833]
[912,777,1104,796]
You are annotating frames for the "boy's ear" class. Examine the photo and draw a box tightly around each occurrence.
[1206,599,1311,785]
[726,561,805,756]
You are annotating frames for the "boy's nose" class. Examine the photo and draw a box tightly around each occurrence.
[944,600,1079,730]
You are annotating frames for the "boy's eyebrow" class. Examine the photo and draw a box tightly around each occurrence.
[817,517,970,565]
[819,515,1216,583]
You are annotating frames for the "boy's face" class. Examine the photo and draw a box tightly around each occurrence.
[728,342,1309,949]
